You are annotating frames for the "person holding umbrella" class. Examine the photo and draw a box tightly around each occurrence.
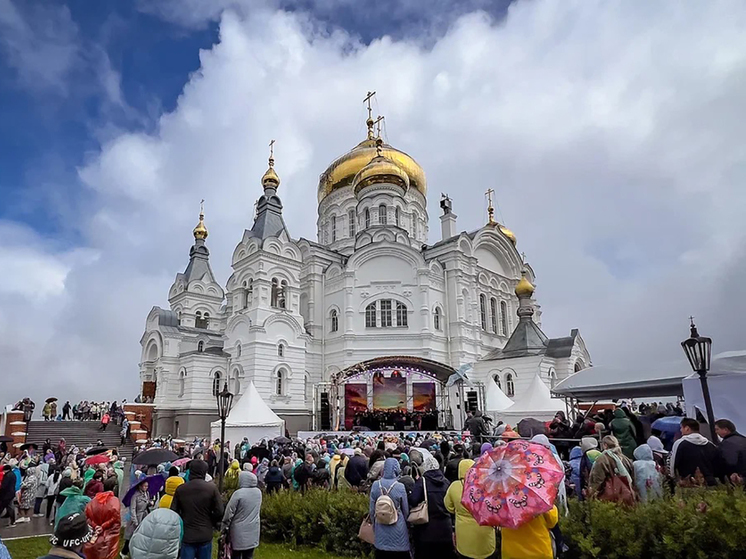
[121,478,153,558]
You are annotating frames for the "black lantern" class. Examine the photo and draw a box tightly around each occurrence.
[216,382,233,492]
[681,318,717,442]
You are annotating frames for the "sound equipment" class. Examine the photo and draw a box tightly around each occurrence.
[320,392,331,430]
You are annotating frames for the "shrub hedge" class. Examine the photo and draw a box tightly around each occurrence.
[261,487,746,558]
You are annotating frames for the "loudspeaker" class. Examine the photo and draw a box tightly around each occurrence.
[466,391,479,413]
[320,392,331,430]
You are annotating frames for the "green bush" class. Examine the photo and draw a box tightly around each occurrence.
[261,489,372,557]
[562,487,746,559]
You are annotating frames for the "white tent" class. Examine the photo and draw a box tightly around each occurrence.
[485,376,514,411]
[682,351,746,432]
[496,374,566,423]
[210,381,284,444]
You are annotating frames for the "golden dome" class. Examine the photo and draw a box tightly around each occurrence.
[515,272,534,298]
[193,213,208,240]
[319,137,426,202]
[262,157,280,189]
[499,224,517,245]
[353,153,410,195]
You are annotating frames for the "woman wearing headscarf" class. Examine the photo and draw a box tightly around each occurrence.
[224,459,241,494]
[530,435,568,514]
[408,456,454,559]
[368,458,410,558]
[578,437,601,499]
[588,436,635,503]
[34,463,50,516]
[256,458,270,488]
[18,465,40,522]
[610,408,638,459]
[633,444,663,502]
[222,472,262,559]
[445,459,496,559]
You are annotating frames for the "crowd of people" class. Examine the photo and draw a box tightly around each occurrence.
[351,410,441,431]
[0,401,744,559]
[12,397,130,424]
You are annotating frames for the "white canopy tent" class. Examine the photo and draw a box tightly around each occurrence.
[496,374,566,423]
[210,381,284,444]
[683,351,746,432]
[484,376,514,412]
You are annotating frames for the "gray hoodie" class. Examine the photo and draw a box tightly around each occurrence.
[222,471,262,551]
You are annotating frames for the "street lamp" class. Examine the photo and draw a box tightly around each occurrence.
[216,382,234,493]
[680,318,717,442]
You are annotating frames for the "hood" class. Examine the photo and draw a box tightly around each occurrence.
[382,458,401,479]
[647,436,666,453]
[60,486,84,497]
[613,409,626,419]
[165,476,184,496]
[130,508,182,559]
[424,468,449,487]
[458,459,475,481]
[480,443,492,455]
[188,460,208,480]
[569,446,583,460]
[580,437,599,453]
[238,471,258,489]
[681,433,710,446]
[633,444,654,461]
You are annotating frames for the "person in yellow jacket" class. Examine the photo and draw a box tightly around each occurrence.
[444,459,496,559]
[500,505,558,559]
[159,476,184,509]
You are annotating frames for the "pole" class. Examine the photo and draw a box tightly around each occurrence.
[698,370,718,442]
[218,418,226,493]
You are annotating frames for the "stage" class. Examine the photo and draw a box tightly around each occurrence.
[297,430,464,440]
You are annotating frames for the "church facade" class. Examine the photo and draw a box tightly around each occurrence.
[139,105,591,438]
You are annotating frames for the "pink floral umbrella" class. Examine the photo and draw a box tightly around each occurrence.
[461,440,564,528]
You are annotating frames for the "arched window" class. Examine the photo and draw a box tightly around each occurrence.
[195,311,208,329]
[279,280,288,309]
[493,374,501,390]
[271,278,279,307]
[235,343,242,358]
[505,373,515,397]
[365,303,377,328]
[490,297,498,333]
[380,299,393,327]
[548,368,557,389]
[331,215,337,242]
[304,374,309,403]
[396,302,408,327]
[212,372,222,397]
[479,294,487,330]
[500,301,508,336]
[348,209,356,237]
[176,311,181,325]
[378,204,387,225]
[574,361,584,372]
[395,207,400,227]
[277,343,284,358]
[330,309,339,332]
[246,279,253,307]
[433,307,442,331]
[365,208,371,229]
[231,369,241,394]
[197,341,204,353]
[276,368,285,396]
[179,370,186,397]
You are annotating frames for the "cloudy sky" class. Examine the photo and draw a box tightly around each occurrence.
[2,0,745,406]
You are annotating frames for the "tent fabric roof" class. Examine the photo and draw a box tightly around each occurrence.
[507,374,565,413]
[211,381,283,428]
[485,376,514,411]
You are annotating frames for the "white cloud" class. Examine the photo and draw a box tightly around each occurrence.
[3,0,746,406]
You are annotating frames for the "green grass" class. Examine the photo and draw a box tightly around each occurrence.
[4,536,344,559]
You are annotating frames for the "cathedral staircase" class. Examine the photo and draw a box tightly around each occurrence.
[25,421,134,463]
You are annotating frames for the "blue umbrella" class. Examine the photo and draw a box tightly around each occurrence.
[651,416,682,434]
[122,474,165,507]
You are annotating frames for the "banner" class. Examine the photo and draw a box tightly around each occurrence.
[373,375,407,410]
[413,383,436,411]
[344,383,368,430]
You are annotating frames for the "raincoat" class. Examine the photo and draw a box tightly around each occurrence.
[224,460,241,493]
[55,485,91,528]
[369,458,409,553]
[569,447,582,494]
[501,505,558,559]
[130,508,183,559]
[444,459,496,559]
[125,489,151,539]
[84,491,121,559]
[221,472,262,551]
[159,476,184,510]
[633,444,663,502]
[610,409,637,459]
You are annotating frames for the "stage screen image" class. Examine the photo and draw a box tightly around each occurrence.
[413,383,436,411]
[344,383,368,429]
[372,374,407,410]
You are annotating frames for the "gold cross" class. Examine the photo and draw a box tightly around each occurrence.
[373,115,385,138]
[485,189,496,225]
[363,91,376,120]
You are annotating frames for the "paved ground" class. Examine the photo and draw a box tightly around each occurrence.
[0,514,54,540]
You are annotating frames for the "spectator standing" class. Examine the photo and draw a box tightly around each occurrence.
[222,472,263,559]
[610,408,637,459]
[40,512,98,559]
[714,419,746,480]
[633,444,663,502]
[170,460,224,559]
[368,458,410,559]
[671,418,720,486]
[408,456,454,559]
[121,480,150,558]
[587,436,635,504]
[445,459,496,559]
[344,448,369,490]
[130,508,183,559]
[62,401,71,420]
[0,465,16,527]
[500,506,558,559]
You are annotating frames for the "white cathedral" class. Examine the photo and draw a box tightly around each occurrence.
[139,103,592,438]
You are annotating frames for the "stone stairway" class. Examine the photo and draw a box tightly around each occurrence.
[25,420,134,463]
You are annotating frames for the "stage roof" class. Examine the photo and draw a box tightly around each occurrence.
[339,356,456,384]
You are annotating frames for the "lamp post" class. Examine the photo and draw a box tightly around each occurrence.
[680,317,717,442]
[216,382,234,493]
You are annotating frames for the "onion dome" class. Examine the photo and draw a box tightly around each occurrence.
[515,271,535,298]
[262,156,280,190]
[193,207,208,240]
[499,224,517,245]
[353,139,410,195]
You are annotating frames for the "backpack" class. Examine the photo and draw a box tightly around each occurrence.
[374,482,398,525]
